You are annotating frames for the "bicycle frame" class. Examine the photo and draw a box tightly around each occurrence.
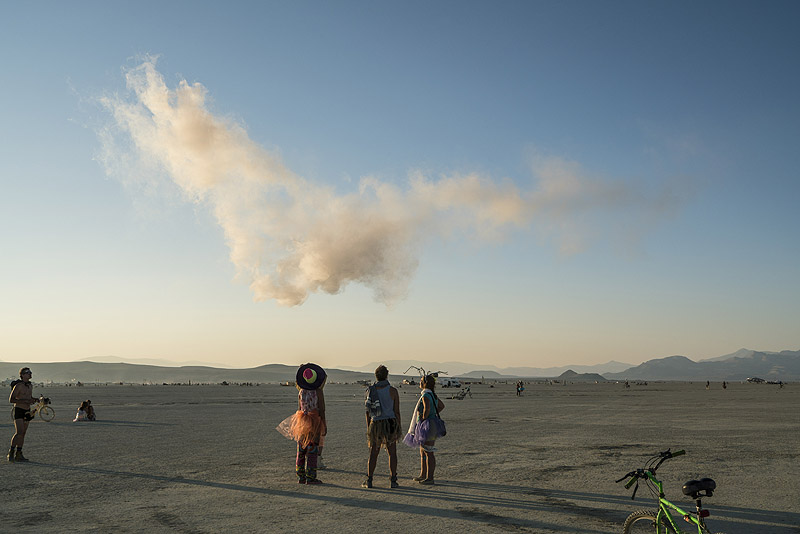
[618,449,719,534]
[644,471,710,534]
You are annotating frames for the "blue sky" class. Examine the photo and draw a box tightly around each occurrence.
[1,1,798,370]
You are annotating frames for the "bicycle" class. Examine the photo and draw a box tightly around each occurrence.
[450,386,472,400]
[616,449,723,533]
[30,396,55,422]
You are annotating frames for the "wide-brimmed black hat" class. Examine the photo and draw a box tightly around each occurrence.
[296,363,327,390]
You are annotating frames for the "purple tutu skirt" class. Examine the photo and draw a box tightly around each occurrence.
[402,417,444,447]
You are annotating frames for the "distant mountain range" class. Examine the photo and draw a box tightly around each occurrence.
[2,349,797,384]
[604,349,800,381]
[0,361,371,385]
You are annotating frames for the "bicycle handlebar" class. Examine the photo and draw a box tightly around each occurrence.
[616,448,686,499]
[615,472,633,483]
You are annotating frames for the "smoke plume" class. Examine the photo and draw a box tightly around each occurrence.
[98,58,682,306]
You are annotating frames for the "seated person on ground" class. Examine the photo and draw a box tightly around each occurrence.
[73,401,89,422]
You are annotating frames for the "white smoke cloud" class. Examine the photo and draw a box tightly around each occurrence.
[97,57,683,306]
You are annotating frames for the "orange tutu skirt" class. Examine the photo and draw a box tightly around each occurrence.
[277,410,326,448]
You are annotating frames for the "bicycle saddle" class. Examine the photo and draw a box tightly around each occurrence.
[682,478,716,497]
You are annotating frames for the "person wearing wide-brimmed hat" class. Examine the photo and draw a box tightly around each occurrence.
[276,363,327,484]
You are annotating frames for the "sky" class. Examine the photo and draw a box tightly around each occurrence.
[1,1,799,371]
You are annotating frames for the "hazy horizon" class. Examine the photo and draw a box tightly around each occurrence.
[2,2,799,371]
[4,347,793,373]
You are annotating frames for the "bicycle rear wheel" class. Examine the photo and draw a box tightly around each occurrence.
[622,510,676,534]
[38,406,55,422]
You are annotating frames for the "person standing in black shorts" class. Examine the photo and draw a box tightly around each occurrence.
[8,367,37,462]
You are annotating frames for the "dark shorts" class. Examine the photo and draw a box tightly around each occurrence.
[12,407,34,422]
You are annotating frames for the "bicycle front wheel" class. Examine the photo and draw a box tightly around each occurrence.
[38,406,55,422]
[622,510,677,534]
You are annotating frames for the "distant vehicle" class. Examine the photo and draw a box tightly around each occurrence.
[746,377,765,383]
[402,378,416,385]
[437,377,462,388]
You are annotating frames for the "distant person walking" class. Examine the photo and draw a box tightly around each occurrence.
[403,375,445,485]
[362,365,401,489]
[276,363,327,484]
[516,380,525,396]
[8,367,36,462]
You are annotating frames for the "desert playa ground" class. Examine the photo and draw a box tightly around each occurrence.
[3,381,798,533]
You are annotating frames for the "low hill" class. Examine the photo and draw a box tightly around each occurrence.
[557,370,607,382]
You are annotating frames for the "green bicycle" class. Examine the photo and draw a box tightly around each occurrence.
[616,449,723,534]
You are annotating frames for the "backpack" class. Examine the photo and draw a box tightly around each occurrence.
[365,385,382,419]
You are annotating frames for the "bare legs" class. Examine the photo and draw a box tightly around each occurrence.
[10,418,28,448]
[366,442,398,488]
[387,443,398,477]
[367,445,380,477]
[8,418,29,461]
[367,442,398,477]
[417,442,435,482]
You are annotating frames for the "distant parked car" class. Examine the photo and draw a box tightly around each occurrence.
[746,377,765,383]
[437,377,462,388]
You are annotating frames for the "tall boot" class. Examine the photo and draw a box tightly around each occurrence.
[296,444,307,483]
[305,445,321,484]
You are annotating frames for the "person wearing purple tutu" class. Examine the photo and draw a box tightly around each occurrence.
[276,363,327,485]
[361,365,401,489]
[402,374,445,484]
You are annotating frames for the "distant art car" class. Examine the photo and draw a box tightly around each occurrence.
[746,377,765,383]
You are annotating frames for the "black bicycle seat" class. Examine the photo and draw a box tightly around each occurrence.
[682,478,716,497]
